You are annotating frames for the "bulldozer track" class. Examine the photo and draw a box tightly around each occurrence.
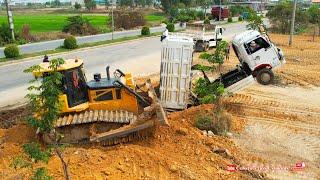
[55,110,137,128]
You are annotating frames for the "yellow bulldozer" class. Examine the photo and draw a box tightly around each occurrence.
[33,58,168,145]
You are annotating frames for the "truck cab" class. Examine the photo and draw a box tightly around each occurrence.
[232,30,285,85]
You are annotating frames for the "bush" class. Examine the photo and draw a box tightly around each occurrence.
[167,23,175,32]
[23,142,52,163]
[32,168,52,180]
[4,44,19,58]
[0,23,13,45]
[114,10,146,30]
[195,111,231,135]
[227,16,233,23]
[141,26,150,36]
[64,36,78,49]
[238,16,243,21]
[204,18,210,24]
[62,15,98,35]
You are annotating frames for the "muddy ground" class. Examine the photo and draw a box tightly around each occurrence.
[0,34,319,179]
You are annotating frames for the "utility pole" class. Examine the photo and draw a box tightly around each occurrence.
[5,0,15,41]
[289,0,297,46]
[111,0,115,40]
[219,0,221,23]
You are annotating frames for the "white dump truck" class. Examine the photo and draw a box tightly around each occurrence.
[170,23,224,52]
[160,30,285,110]
[214,30,286,92]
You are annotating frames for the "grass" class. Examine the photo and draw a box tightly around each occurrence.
[0,12,166,34]
[0,14,110,33]
[0,32,162,63]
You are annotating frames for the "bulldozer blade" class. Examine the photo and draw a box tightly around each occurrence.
[145,79,169,126]
[90,120,154,143]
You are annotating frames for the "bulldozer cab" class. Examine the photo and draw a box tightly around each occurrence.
[62,66,88,108]
[33,59,89,112]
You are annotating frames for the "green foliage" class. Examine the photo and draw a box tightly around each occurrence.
[74,2,81,10]
[62,15,98,35]
[84,0,96,11]
[308,4,320,25]
[246,13,264,32]
[64,36,78,49]
[141,26,150,36]
[204,18,210,24]
[227,16,233,23]
[32,168,52,180]
[193,78,224,104]
[195,115,212,131]
[167,23,175,32]
[10,156,32,169]
[195,110,231,135]
[229,5,254,17]
[238,16,243,22]
[24,58,65,133]
[23,142,52,163]
[199,41,228,66]
[266,2,308,34]
[0,23,13,45]
[193,41,228,104]
[4,44,20,58]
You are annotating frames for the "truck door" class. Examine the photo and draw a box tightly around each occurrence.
[245,37,279,69]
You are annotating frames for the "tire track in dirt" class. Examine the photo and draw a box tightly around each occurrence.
[225,85,320,180]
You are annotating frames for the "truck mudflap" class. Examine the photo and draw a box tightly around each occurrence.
[214,66,254,94]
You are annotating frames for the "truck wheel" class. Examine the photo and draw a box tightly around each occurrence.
[195,42,205,52]
[256,68,274,85]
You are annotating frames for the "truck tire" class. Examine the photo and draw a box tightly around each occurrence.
[195,41,205,52]
[256,68,274,85]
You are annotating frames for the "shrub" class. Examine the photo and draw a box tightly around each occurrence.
[32,168,52,180]
[114,10,146,30]
[167,23,175,32]
[227,16,233,23]
[204,18,210,24]
[0,23,12,45]
[74,2,81,10]
[141,26,150,36]
[196,11,205,20]
[238,16,243,21]
[10,156,32,169]
[64,36,78,49]
[4,44,19,58]
[62,15,98,35]
[195,111,231,135]
[23,142,52,163]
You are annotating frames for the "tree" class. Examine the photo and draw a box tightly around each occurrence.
[62,16,98,35]
[74,2,81,10]
[192,41,228,104]
[52,0,61,7]
[308,4,320,39]
[246,13,265,32]
[267,2,308,34]
[24,58,70,179]
[24,58,65,133]
[84,0,96,11]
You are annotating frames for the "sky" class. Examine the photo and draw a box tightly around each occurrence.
[0,0,72,3]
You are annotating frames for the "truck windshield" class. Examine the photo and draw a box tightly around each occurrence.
[246,37,270,54]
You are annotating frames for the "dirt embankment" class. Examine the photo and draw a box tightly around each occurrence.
[0,105,260,179]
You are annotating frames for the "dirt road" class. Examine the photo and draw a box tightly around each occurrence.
[222,34,320,179]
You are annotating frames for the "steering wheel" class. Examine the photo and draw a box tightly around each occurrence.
[114,69,126,79]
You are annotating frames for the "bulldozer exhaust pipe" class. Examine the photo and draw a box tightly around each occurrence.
[106,66,110,80]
